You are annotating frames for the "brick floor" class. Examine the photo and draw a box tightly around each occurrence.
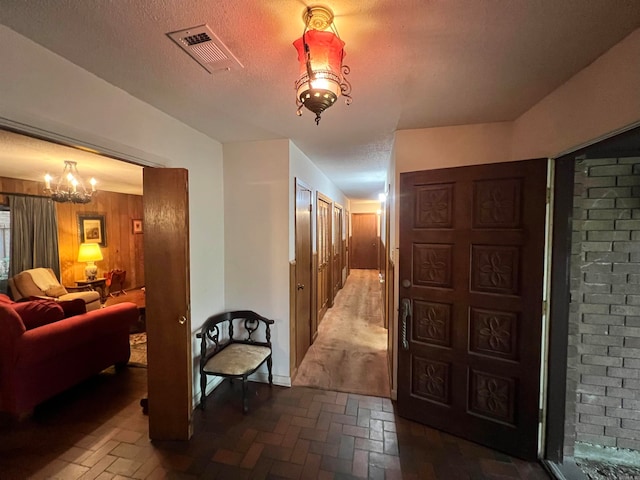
[0,367,551,479]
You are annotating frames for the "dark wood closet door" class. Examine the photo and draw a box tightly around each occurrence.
[295,181,312,366]
[351,213,378,269]
[144,167,192,441]
[317,195,332,323]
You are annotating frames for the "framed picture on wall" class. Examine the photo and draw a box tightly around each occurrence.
[78,213,107,247]
[132,218,143,234]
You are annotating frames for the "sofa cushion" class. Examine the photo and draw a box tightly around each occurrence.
[13,299,65,330]
[58,298,87,318]
[0,293,13,305]
[0,304,26,359]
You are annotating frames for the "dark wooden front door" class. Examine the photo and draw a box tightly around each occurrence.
[295,180,312,367]
[351,213,378,269]
[143,167,192,440]
[398,159,547,460]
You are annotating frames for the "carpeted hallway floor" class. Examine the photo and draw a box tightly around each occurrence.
[293,269,391,398]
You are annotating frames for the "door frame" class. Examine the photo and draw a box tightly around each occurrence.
[544,125,640,467]
[382,186,392,330]
[544,156,573,463]
[316,192,333,320]
[345,210,350,278]
[333,202,344,296]
[0,125,195,437]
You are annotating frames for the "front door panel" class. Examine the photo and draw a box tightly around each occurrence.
[398,159,547,460]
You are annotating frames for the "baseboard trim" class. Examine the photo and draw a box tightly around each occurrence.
[251,372,291,387]
[195,373,292,409]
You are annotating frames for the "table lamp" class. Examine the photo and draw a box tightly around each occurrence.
[77,243,103,281]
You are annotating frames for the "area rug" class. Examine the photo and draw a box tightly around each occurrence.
[293,269,390,398]
[129,332,147,367]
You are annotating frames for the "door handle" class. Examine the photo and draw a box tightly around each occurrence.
[297,283,305,290]
[400,298,411,350]
[178,315,187,325]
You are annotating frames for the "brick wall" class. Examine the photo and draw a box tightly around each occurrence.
[568,156,640,453]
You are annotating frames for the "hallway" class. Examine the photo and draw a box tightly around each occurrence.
[293,269,390,398]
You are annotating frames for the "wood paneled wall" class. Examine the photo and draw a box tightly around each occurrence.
[0,176,144,289]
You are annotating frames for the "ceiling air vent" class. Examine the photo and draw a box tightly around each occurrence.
[167,24,243,74]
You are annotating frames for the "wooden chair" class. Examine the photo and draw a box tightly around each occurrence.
[197,310,274,413]
[105,269,127,297]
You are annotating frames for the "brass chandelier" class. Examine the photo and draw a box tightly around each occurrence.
[44,160,97,204]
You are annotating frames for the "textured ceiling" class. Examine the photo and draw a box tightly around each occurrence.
[0,130,143,196]
[1,1,640,199]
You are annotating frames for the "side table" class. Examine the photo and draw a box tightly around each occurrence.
[75,278,107,303]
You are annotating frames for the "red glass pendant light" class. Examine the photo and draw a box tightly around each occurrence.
[293,5,352,125]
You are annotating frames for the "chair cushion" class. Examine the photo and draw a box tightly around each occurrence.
[44,285,68,297]
[12,299,65,330]
[203,343,271,376]
[59,291,101,304]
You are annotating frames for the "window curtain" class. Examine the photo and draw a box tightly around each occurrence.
[8,195,60,279]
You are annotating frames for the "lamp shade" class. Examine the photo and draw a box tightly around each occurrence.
[294,30,345,78]
[77,243,103,262]
[293,30,345,97]
[294,29,349,124]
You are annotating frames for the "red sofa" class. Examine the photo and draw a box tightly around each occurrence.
[0,295,138,416]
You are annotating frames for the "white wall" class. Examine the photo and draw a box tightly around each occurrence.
[289,141,348,256]
[350,201,380,214]
[511,28,640,159]
[223,139,291,384]
[0,25,226,405]
[394,121,513,177]
[221,139,349,386]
